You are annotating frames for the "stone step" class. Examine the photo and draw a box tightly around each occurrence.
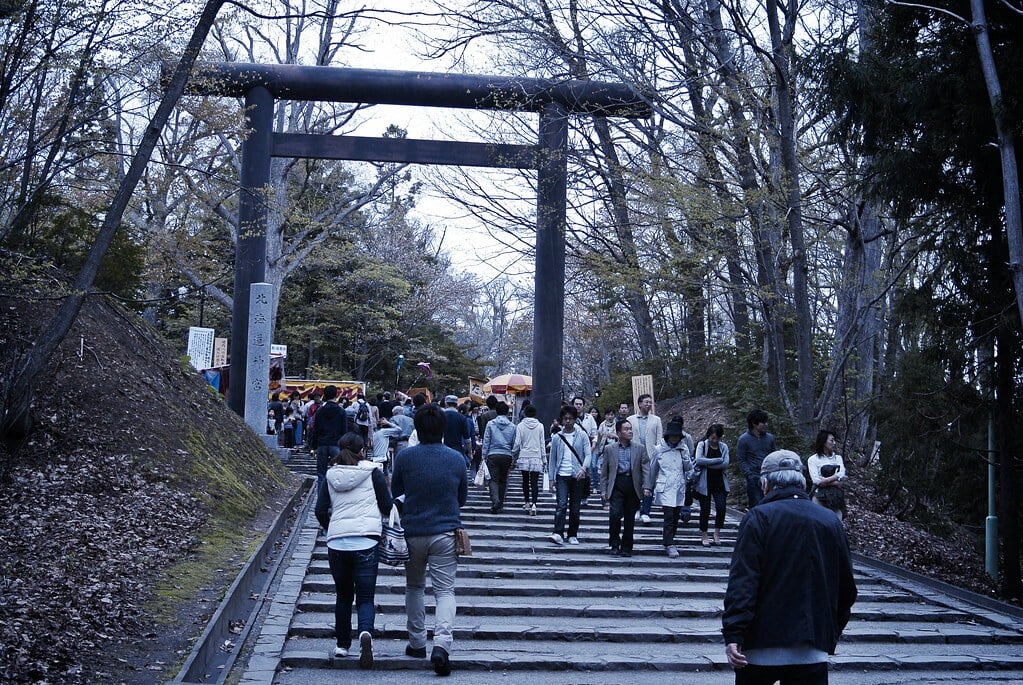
[239,488,1023,683]
[294,594,971,622]
[277,636,1023,673]
[287,613,1023,644]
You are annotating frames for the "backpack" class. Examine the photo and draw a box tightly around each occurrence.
[356,401,370,423]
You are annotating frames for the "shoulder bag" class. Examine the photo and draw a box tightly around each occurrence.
[378,505,409,566]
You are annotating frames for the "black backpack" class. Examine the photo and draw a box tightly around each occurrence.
[356,401,370,422]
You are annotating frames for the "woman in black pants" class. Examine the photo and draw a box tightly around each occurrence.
[692,424,730,546]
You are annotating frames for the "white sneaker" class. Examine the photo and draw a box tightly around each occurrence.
[666,545,679,558]
[568,536,580,545]
[549,532,564,545]
[334,646,349,657]
[530,503,537,516]
[641,514,652,524]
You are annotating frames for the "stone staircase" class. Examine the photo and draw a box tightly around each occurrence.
[251,467,1023,684]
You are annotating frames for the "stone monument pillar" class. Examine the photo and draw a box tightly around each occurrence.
[244,282,273,434]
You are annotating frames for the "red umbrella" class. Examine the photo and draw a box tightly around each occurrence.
[482,373,532,394]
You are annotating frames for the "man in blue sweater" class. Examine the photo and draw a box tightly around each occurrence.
[391,403,468,676]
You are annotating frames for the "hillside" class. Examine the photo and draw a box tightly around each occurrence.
[0,282,299,684]
[659,396,999,598]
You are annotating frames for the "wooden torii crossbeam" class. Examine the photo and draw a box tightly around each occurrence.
[184,62,650,432]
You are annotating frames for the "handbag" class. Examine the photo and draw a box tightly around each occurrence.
[378,505,409,566]
[454,528,472,556]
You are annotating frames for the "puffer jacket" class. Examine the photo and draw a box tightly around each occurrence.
[316,461,391,543]
[483,415,516,457]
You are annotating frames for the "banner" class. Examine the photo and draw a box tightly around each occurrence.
[468,376,487,403]
[631,374,655,414]
[281,379,365,401]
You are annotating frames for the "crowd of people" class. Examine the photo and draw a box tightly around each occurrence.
[307,386,856,682]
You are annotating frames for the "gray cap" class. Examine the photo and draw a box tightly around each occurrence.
[760,449,803,474]
[444,394,459,404]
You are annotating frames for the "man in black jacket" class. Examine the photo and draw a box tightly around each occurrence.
[309,385,347,486]
[723,450,857,685]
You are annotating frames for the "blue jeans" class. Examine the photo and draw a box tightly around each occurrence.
[317,445,340,486]
[746,474,764,507]
[554,475,586,538]
[327,546,379,648]
[588,453,601,491]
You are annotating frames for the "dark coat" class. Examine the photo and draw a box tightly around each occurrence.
[722,486,857,655]
[309,401,346,450]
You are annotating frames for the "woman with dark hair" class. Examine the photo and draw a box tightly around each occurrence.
[314,432,392,669]
[513,403,546,516]
[692,424,730,546]
[807,430,847,521]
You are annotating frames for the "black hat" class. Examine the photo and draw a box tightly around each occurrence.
[663,417,686,439]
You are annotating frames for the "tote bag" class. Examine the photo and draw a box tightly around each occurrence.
[378,505,409,566]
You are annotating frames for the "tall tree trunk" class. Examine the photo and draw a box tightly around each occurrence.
[1,0,227,460]
[705,0,785,395]
[766,0,814,435]
[970,0,1023,330]
[995,318,1021,599]
[590,117,661,361]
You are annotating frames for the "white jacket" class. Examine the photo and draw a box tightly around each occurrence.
[323,461,383,543]
[514,417,546,459]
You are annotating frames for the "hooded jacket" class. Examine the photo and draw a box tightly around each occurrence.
[514,417,546,459]
[483,415,516,457]
[315,461,392,543]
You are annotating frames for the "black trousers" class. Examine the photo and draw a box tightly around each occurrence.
[735,662,828,685]
[608,475,640,551]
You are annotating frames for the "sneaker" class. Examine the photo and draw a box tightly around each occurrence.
[608,546,621,556]
[666,545,679,558]
[634,511,641,520]
[530,503,537,516]
[334,646,349,658]
[358,631,373,669]
[431,646,451,676]
[405,644,427,658]
[641,514,652,524]
[568,536,580,545]
[549,532,564,545]
[522,502,531,510]
[621,549,633,557]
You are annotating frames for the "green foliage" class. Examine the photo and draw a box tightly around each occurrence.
[10,196,145,299]
[873,349,988,532]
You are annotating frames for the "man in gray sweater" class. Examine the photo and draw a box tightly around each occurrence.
[734,409,777,508]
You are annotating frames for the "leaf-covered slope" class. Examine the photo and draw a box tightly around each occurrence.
[0,288,298,683]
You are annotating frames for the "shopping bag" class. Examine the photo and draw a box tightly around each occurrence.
[473,468,485,487]
[378,505,409,566]
[542,472,550,492]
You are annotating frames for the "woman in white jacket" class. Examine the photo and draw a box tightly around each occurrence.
[513,403,547,516]
[314,432,392,668]
[644,417,693,557]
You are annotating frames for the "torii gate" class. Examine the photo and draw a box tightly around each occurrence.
[187,62,650,432]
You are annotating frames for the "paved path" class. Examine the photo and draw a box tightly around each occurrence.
[242,453,1023,683]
